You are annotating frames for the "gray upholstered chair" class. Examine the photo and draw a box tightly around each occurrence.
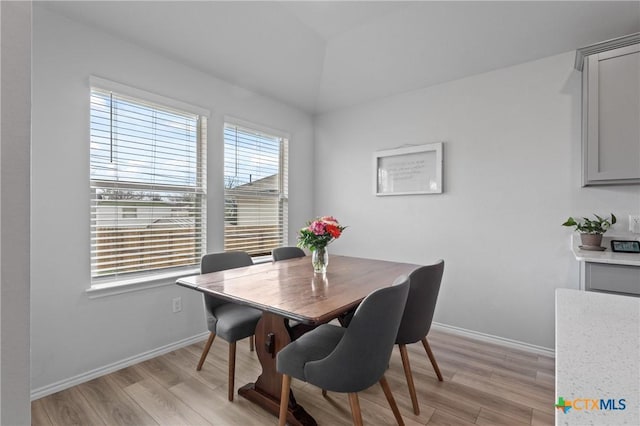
[276,276,410,426]
[272,246,306,261]
[395,260,445,415]
[197,251,262,401]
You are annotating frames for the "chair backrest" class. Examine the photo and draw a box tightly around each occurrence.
[201,251,253,274]
[201,251,253,312]
[272,246,306,262]
[395,260,444,345]
[303,276,410,393]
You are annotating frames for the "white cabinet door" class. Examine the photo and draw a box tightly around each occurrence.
[583,44,640,185]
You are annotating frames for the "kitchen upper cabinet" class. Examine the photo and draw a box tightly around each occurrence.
[576,34,640,186]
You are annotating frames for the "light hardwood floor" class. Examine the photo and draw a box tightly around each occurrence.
[31,329,555,425]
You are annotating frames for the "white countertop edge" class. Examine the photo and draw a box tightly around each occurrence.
[555,289,640,425]
[570,234,640,266]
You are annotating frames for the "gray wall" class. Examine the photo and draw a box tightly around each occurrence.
[314,52,640,350]
[1,1,31,423]
[31,7,314,394]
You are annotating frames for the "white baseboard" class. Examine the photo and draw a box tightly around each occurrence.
[32,323,554,400]
[432,322,555,358]
[30,332,209,401]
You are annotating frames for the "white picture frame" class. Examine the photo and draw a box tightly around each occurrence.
[374,143,443,196]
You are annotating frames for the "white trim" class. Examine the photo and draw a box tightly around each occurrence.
[29,322,554,401]
[30,332,209,401]
[252,255,274,264]
[224,116,290,140]
[432,322,555,358]
[89,75,210,117]
[87,268,200,299]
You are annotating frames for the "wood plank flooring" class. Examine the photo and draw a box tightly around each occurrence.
[31,329,555,425]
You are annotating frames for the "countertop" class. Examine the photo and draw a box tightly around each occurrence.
[556,289,639,425]
[570,235,640,267]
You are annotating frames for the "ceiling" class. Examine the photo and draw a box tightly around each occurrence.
[38,1,640,114]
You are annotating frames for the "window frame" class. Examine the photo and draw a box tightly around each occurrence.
[88,77,209,293]
[223,117,289,260]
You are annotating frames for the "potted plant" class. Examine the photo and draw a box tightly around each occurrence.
[562,213,617,249]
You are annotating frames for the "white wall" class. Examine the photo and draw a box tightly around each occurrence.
[315,52,640,350]
[31,7,314,394]
[1,1,32,422]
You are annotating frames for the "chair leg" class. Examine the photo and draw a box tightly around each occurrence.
[249,335,255,352]
[228,342,236,401]
[379,375,404,426]
[196,332,216,371]
[421,337,443,381]
[399,344,420,415]
[278,375,291,426]
[347,393,364,426]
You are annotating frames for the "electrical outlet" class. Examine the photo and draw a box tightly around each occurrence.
[629,215,640,234]
[172,297,182,313]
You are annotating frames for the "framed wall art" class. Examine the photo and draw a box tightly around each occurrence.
[374,142,443,196]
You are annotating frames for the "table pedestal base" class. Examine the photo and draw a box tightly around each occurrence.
[239,312,318,425]
[238,383,317,426]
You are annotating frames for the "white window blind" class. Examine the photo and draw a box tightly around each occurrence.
[90,86,207,281]
[224,122,288,256]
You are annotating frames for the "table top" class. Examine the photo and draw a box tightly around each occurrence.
[555,289,640,425]
[177,255,419,324]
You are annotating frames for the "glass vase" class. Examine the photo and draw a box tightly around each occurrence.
[312,246,329,274]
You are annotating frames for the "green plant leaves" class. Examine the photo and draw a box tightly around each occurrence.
[561,213,616,234]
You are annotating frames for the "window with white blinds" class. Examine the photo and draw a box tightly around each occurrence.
[223,122,288,256]
[90,85,207,282]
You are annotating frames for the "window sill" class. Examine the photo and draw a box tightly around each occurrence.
[86,268,200,299]
[86,255,274,299]
[253,255,273,264]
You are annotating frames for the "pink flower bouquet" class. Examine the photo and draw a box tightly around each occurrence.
[297,216,346,251]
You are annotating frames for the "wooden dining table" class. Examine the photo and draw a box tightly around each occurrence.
[176,254,419,426]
